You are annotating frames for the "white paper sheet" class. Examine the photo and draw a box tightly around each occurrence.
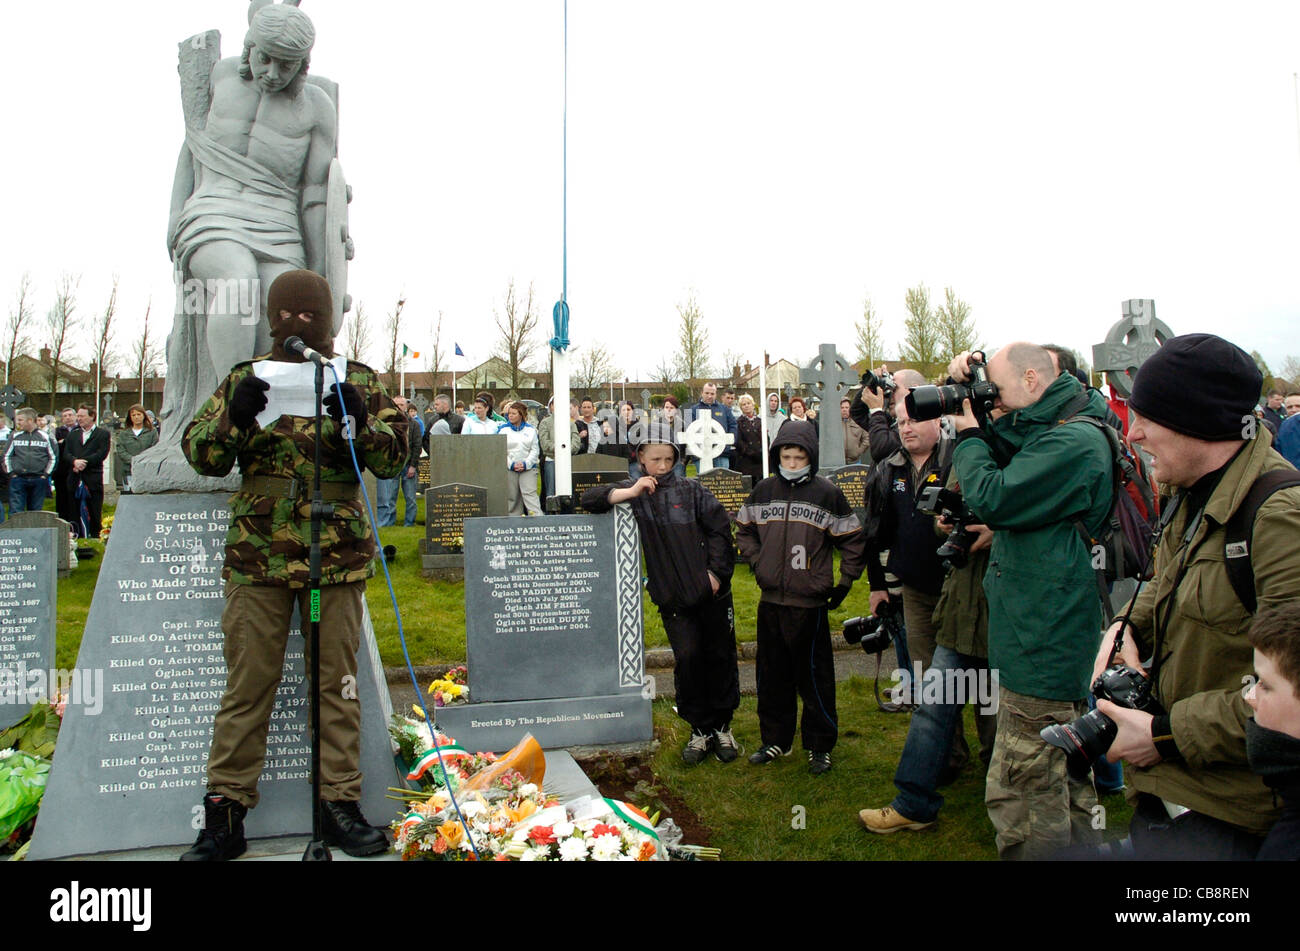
[252,355,350,428]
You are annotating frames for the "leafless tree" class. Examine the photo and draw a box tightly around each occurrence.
[572,341,620,391]
[493,279,540,392]
[384,294,406,391]
[45,273,81,413]
[343,301,373,364]
[131,298,161,404]
[651,357,678,392]
[427,309,446,389]
[4,272,34,386]
[92,276,119,417]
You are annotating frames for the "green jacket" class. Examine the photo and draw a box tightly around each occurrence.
[182,358,406,587]
[113,427,158,484]
[952,373,1113,701]
[1125,431,1300,834]
[537,414,579,457]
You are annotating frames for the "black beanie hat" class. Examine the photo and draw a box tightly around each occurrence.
[1128,333,1262,441]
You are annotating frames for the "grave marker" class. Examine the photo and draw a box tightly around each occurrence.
[677,414,734,475]
[419,482,488,578]
[0,528,58,731]
[26,493,400,860]
[695,468,752,560]
[436,508,652,751]
[828,463,871,530]
[800,343,860,473]
[1092,299,1174,398]
[1,511,75,577]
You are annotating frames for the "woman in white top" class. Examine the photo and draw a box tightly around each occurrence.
[461,395,499,436]
[498,401,541,516]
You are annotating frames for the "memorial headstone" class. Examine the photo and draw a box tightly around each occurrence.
[418,457,432,490]
[0,529,59,731]
[677,414,735,475]
[800,343,860,474]
[436,508,652,751]
[419,482,488,578]
[0,383,25,424]
[426,434,508,515]
[571,454,632,512]
[828,463,871,530]
[1091,299,1173,398]
[26,493,400,860]
[695,468,752,560]
[0,511,75,577]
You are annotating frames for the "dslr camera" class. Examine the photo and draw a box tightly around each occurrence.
[1039,663,1165,780]
[842,598,903,655]
[905,351,999,423]
[916,485,977,570]
[860,368,897,403]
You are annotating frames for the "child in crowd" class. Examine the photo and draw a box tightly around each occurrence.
[582,424,740,765]
[736,420,866,775]
[1245,601,1300,860]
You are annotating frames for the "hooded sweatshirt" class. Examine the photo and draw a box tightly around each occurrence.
[736,420,867,607]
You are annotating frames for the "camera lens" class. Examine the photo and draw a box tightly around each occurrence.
[1040,709,1118,781]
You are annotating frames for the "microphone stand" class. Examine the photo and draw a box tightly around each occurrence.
[303,358,333,862]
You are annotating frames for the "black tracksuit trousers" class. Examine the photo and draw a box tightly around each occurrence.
[756,602,837,753]
[660,590,740,734]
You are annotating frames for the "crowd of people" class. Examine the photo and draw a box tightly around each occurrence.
[0,401,160,537]
[579,334,1299,862]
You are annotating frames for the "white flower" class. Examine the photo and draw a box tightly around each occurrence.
[519,783,538,797]
[458,799,487,820]
[589,834,625,861]
[0,748,14,761]
[520,847,548,862]
[558,837,590,861]
[552,820,575,838]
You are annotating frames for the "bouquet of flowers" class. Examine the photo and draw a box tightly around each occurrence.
[501,797,662,862]
[423,665,468,708]
[392,777,559,861]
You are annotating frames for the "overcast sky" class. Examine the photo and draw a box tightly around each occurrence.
[3,1,1298,389]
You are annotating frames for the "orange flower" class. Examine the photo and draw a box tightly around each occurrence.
[432,836,448,855]
[515,799,537,821]
[439,821,465,849]
[636,840,657,862]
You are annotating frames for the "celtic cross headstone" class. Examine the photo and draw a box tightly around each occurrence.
[800,343,859,473]
[1091,299,1174,399]
[678,414,735,475]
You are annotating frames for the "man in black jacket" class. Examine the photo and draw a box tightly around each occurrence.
[582,424,740,765]
[53,407,77,525]
[63,404,110,538]
[851,368,926,463]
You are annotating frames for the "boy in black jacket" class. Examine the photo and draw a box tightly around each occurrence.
[736,420,867,775]
[581,424,741,765]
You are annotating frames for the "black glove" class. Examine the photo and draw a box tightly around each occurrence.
[228,375,270,430]
[826,583,851,611]
[323,381,366,427]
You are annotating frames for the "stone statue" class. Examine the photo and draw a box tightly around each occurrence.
[133,0,353,492]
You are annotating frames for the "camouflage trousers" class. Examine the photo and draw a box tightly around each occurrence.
[206,580,365,809]
[985,685,1099,860]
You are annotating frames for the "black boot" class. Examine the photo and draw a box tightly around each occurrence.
[180,793,248,862]
[320,799,389,857]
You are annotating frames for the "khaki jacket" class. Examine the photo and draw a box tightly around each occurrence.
[1127,430,1300,833]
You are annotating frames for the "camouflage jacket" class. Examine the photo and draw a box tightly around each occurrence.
[182,358,407,587]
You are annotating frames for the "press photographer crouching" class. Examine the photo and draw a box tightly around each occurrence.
[935,343,1115,859]
[1089,333,1300,860]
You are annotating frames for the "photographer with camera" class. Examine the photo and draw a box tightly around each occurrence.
[937,342,1114,860]
[1089,334,1300,860]
[851,367,927,463]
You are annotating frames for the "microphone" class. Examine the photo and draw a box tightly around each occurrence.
[285,336,330,367]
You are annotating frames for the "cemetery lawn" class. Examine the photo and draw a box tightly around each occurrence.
[649,679,1136,861]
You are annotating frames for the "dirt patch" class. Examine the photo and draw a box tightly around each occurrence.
[579,745,713,849]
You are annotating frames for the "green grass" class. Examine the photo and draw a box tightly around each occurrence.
[649,678,1135,861]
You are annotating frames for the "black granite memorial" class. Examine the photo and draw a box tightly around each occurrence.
[419,482,488,578]
[570,454,631,512]
[435,508,652,751]
[695,468,752,560]
[26,493,401,860]
[828,463,871,530]
[0,529,59,731]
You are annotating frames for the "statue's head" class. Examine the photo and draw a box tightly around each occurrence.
[239,3,315,96]
[267,269,335,362]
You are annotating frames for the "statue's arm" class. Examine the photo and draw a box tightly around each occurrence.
[301,86,338,274]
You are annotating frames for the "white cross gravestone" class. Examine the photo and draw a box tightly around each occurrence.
[800,343,860,473]
[677,414,735,475]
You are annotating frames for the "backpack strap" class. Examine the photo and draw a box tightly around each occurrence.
[1057,399,1124,614]
[1224,469,1300,614]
